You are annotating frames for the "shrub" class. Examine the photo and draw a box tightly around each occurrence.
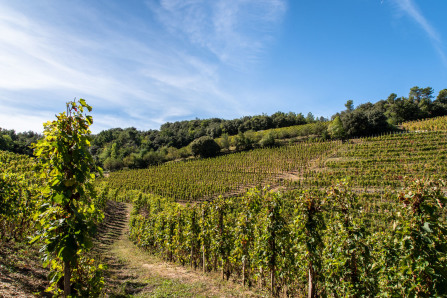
[190,136,220,158]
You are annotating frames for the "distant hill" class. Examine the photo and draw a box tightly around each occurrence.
[1,86,446,171]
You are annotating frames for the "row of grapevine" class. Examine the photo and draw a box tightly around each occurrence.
[0,149,114,243]
[105,140,341,201]
[0,150,42,241]
[402,115,447,131]
[128,180,447,296]
[290,131,447,190]
[105,129,447,204]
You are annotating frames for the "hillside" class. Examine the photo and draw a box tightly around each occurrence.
[106,127,447,202]
[2,115,447,296]
[105,116,447,296]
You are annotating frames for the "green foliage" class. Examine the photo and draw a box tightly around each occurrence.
[345,100,354,112]
[71,254,105,297]
[234,131,253,151]
[258,132,275,147]
[219,133,230,151]
[292,191,326,296]
[340,104,390,137]
[324,181,378,296]
[127,179,447,296]
[190,136,221,158]
[0,128,41,155]
[0,151,41,241]
[379,179,447,296]
[31,99,104,296]
[0,134,13,150]
[327,116,346,139]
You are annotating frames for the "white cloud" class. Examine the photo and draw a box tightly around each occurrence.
[149,0,286,70]
[392,0,439,42]
[0,103,50,133]
[392,0,447,66]
[0,0,286,133]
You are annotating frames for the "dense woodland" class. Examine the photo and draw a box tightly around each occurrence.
[1,86,447,172]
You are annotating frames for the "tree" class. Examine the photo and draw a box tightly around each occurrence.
[436,89,447,104]
[433,89,447,116]
[306,112,315,123]
[220,133,230,151]
[345,100,354,112]
[340,110,368,137]
[190,136,220,158]
[327,116,346,139]
[0,134,13,151]
[386,93,397,104]
[259,132,275,148]
[409,86,434,103]
[384,96,420,125]
[32,99,103,296]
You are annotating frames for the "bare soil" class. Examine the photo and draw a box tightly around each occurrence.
[0,241,50,297]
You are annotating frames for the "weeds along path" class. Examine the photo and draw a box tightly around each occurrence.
[96,200,262,297]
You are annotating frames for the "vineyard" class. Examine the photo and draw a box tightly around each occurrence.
[106,130,447,202]
[2,114,447,296]
[401,115,447,131]
[108,117,447,296]
[128,179,446,296]
[303,131,447,189]
[106,140,341,201]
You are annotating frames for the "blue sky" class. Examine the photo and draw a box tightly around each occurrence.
[0,0,446,133]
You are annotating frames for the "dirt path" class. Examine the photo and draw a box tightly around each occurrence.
[96,201,265,297]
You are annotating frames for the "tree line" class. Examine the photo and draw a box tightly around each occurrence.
[1,86,447,171]
[331,86,447,139]
[0,129,41,155]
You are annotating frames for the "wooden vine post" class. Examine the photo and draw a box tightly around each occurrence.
[202,207,206,273]
[218,202,225,280]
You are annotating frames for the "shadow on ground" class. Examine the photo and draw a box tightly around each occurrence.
[94,200,148,297]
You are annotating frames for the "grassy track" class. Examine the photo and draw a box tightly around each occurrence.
[96,201,265,297]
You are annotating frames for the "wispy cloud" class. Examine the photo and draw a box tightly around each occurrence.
[148,0,286,70]
[392,0,447,66]
[0,0,286,133]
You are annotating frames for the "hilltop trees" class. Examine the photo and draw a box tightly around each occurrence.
[433,89,447,116]
[335,86,447,137]
[0,128,41,155]
[338,101,389,137]
[384,86,445,125]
